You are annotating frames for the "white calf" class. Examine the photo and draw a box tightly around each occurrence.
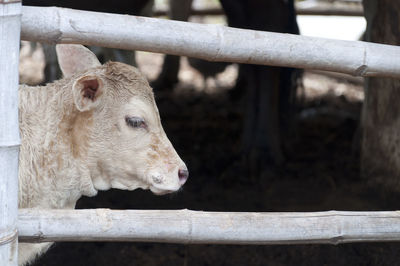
[18,44,188,265]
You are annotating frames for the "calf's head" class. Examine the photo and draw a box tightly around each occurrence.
[56,44,188,195]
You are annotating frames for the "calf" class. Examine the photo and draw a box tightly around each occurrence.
[18,44,188,265]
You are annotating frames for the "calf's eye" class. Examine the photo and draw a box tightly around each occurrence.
[125,116,147,129]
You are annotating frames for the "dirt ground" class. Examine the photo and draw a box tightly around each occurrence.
[21,44,400,266]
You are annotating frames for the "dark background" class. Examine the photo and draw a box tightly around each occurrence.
[30,71,400,266]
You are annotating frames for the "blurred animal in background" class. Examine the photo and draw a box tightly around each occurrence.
[151,0,194,91]
[219,0,301,172]
[187,57,230,90]
[155,0,301,170]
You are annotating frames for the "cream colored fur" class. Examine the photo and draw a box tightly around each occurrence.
[18,45,187,265]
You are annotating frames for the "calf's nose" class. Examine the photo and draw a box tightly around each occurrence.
[178,168,189,185]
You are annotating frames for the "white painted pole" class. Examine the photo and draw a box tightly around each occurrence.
[18,209,400,245]
[0,0,21,265]
[20,6,400,79]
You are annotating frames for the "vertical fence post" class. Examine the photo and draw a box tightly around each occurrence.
[0,0,21,265]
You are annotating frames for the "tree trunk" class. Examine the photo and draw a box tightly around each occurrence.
[361,0,400,191]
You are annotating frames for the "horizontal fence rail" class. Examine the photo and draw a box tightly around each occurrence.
[18,209,400,245]
[21,6,400,79]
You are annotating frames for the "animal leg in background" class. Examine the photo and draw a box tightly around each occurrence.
[151,0,193,91]
[221,0,300,169]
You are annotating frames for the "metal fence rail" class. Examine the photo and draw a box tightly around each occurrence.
[21,6,400,78]
[18,209,400,245]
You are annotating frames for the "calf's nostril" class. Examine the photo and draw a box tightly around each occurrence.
[178,169,189,185]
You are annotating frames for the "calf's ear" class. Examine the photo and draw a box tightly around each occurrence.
[56,44,101,77]
[72,75,103,112]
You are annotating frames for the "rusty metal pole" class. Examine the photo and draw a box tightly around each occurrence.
[0,0,21,265]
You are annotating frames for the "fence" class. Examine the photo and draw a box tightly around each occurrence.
[0,1,21,265]
[21,6,400,78]
[18,209,400,245]
[2,3,400,265]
